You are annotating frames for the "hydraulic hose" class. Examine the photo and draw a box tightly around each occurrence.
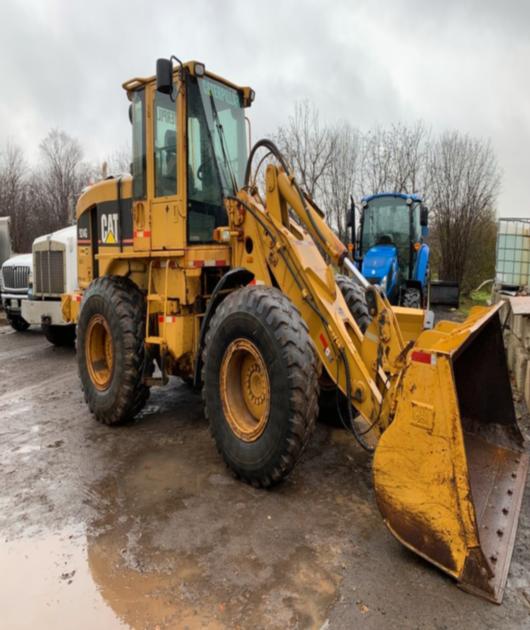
[244,139,331,254]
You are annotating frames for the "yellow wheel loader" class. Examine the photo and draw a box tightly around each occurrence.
[62,58,528,603]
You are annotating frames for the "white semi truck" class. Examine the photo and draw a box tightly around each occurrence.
[0,252,32,330]
[22,225,77,345]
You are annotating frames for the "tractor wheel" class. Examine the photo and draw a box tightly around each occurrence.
[336,274,371,333]
[202,286,319,488]
[401,287,422,309]
[9,314,30,332]
[77,276,151,425]
[318,275,370,427]
[43,324,76,347]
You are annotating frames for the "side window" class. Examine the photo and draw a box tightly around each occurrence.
[154,91,177,197]
[131,90,146,199]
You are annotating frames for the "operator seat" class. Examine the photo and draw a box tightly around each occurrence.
[162,129,177,194]
[376,234,394,246]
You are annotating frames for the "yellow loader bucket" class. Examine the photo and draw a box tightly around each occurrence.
[373,303,528,603]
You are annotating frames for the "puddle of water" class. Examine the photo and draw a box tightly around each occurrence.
[0,527,127,630]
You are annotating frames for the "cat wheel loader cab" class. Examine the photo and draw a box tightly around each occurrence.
[357,193,430,308]
[63,57,528,604]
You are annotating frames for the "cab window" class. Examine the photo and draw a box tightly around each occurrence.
[131,89,146,200]
[154,90,177,197]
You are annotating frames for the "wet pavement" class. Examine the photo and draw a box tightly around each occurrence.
[1,323,529,629]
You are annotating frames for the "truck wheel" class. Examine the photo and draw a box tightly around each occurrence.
[77,276,151,425]
[319,274,369,426]
[202,286,319,488]
[401,287,422,308]
[43,324,76,347]
[9,315,30,332]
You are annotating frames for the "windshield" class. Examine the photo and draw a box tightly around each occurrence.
[361,198,417,274]
[361,198,411,250]
[197,76,247,193]
[186,74,248,243]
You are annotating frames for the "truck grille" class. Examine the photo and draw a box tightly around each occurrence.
[35,250,65,294]
[2,265,30,290]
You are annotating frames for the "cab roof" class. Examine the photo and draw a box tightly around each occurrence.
[121,60,252,100]
[362,192,423,204]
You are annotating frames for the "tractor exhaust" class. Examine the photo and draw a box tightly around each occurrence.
[373,303,528,603]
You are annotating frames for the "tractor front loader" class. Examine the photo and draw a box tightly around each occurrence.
[63,58,528,603]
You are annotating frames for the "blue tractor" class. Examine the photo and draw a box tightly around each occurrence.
[352,192,430,308]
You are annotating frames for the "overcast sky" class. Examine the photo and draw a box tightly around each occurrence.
[0,0,528,217]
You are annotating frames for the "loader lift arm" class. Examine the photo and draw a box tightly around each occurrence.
[226,140,528,602]
[229,140,407,444]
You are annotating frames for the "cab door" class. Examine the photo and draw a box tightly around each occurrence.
[149,83,185,251]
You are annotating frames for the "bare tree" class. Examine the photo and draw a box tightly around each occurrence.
[321,121,360,241]
[105,144,132,176]
[275,100,336,200]
[427,132,500,288]
[358,122,429,196]
[39,129,84,226]
[0,142,30,252]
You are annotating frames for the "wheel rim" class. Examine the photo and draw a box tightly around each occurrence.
[85,314,114,390]
[219,338,270,442]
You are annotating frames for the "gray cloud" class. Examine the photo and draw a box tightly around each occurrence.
[0,0,528,217]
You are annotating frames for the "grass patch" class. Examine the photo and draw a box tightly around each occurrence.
[458,289,491,316]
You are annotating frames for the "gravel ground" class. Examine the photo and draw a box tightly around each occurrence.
[0,315,529,629]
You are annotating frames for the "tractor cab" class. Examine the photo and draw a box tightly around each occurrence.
[358,192,429,307]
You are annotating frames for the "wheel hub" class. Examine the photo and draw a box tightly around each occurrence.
[85,314,114,391]
[220,338,270,442]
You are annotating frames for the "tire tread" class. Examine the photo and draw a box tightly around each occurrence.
[202,286,319,488]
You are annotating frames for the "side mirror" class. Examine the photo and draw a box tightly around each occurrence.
[156,58,173,94]
[420,205,429,227]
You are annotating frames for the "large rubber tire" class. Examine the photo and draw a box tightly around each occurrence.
[335,274,371,333]
[401,287,422,308]
[43,324,76,347]
[318,274,370,426]
[9,314,30,332]
[202,286,319,488]
[77,276,151,425]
